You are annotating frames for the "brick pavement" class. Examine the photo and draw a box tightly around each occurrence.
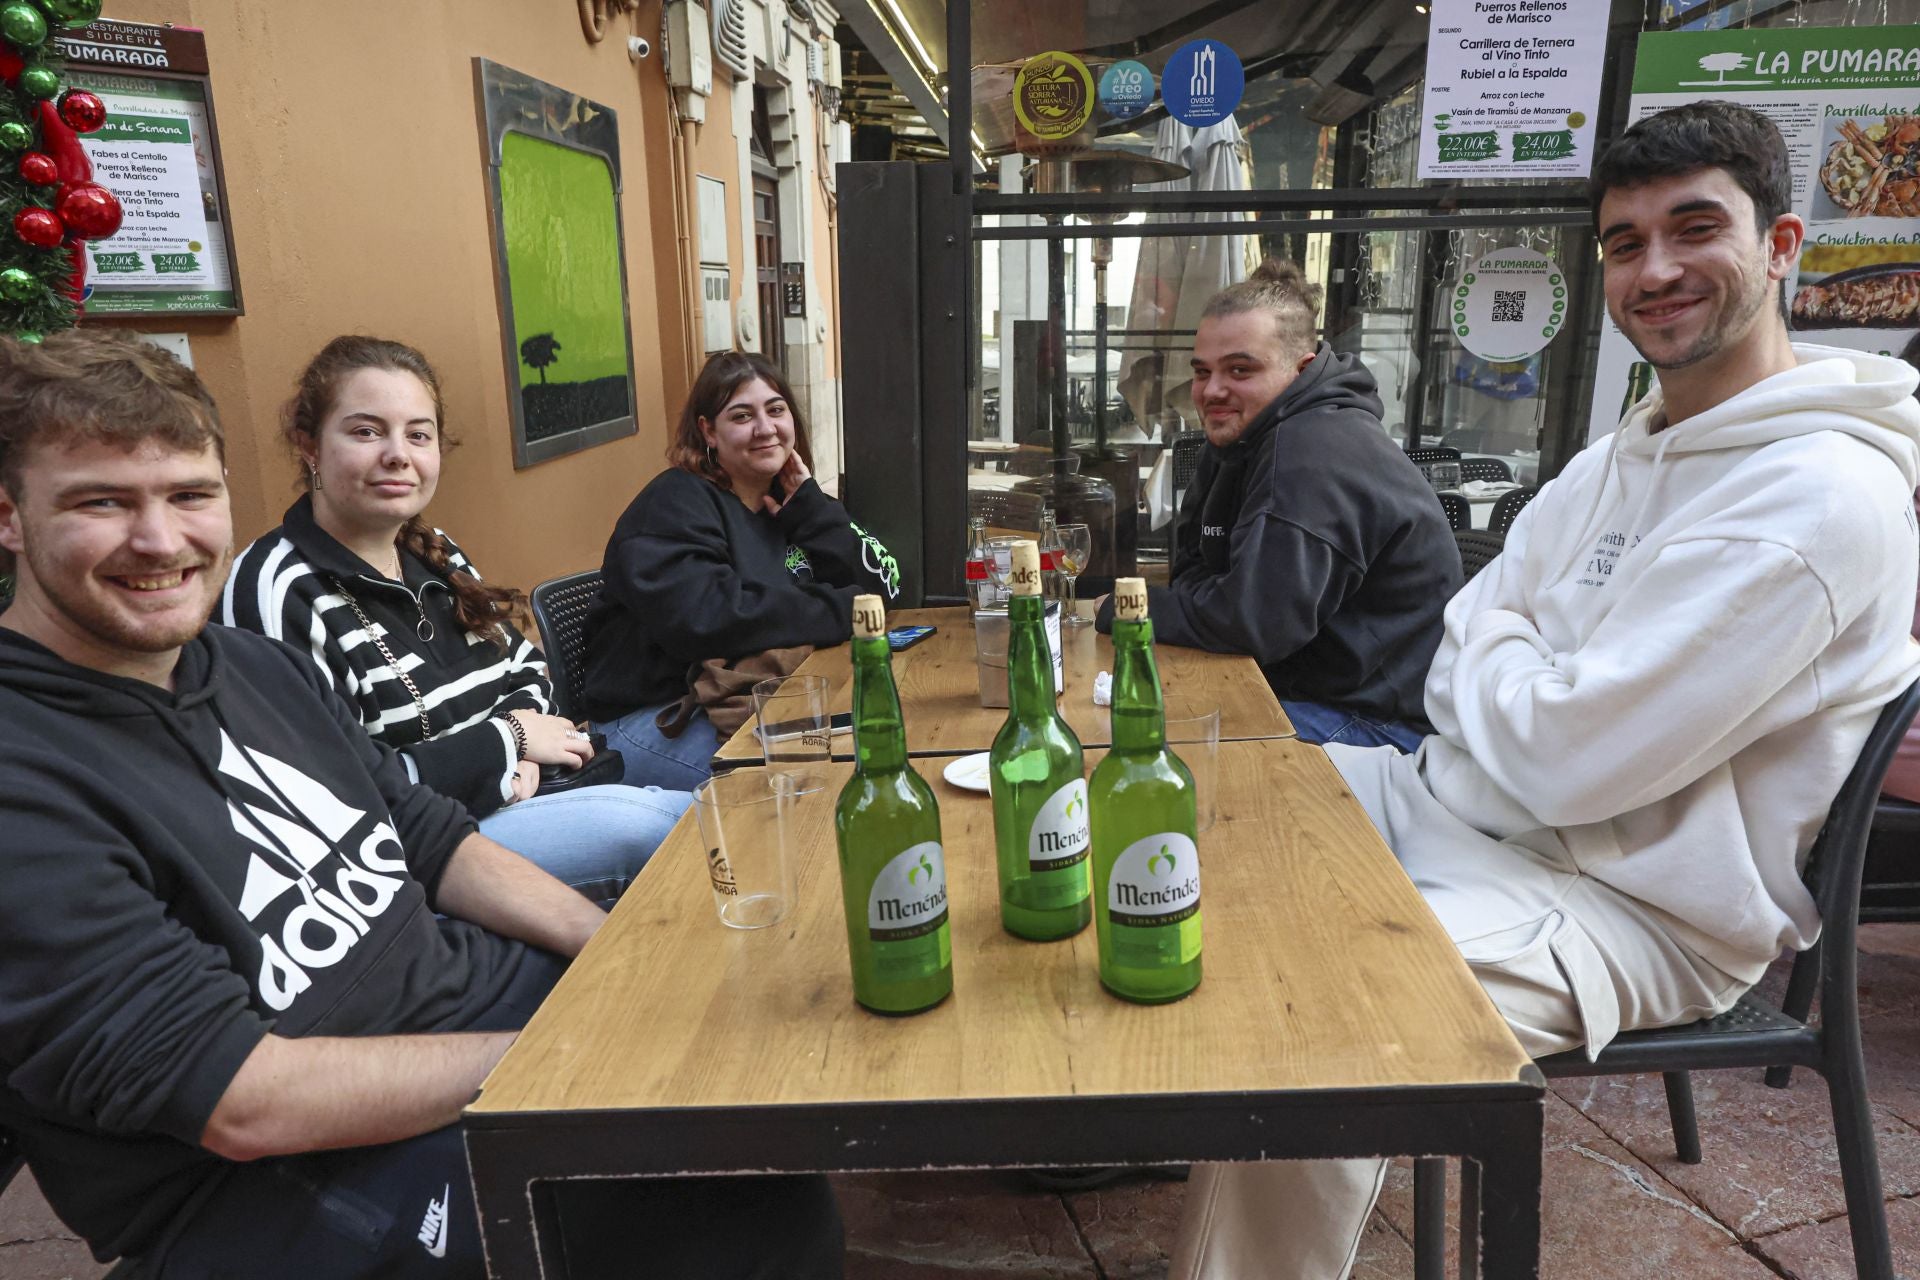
[4,925,1917,1279]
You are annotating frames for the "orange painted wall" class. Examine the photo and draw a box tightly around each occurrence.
[89,0,751,592]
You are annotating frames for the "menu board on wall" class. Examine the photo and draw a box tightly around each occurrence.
[1416,0,1611,179]
[55,21,241,316]
[1587,25,1920,441]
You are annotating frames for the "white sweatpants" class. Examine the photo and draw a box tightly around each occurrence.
[1170,744,1753,1280]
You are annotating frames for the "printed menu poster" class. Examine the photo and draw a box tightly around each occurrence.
[1417,0,1610,178]
[1587,25,1920,441]
[68,68,235,313]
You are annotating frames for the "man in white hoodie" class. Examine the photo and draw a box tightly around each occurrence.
[1171,100,1920,1279]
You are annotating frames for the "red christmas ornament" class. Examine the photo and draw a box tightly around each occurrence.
[54,180,119,239]
[14,206,62,248]
[17,150,55,185]
[56,89,104,134]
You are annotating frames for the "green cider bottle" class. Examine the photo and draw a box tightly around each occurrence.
[833,594,954,1015]
[988,539,1092,941]
[1089,578,1202,1002]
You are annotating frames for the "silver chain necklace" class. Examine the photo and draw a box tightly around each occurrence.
[333,580,434,742]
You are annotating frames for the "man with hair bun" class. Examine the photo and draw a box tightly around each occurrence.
[1171,100,1920,1280]
[1100,256,1461,750]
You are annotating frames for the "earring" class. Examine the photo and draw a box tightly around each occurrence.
[705,445,717,466]
[306,460,323,492]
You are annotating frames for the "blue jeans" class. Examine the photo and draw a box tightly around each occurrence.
[478,783,691,908]
[1281,699,1426,754]
[594,702,722,791]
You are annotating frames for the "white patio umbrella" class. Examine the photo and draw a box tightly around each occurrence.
[1117,116,1253,431]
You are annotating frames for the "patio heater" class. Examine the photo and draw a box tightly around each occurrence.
[1016,147,1188,583]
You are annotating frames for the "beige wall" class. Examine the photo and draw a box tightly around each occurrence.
[93,0,771,592]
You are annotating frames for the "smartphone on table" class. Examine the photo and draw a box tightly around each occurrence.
[887,625,937,652]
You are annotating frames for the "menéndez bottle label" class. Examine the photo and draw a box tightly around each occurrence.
[867,840,950,941]
[1107,832,1201,928]
[1029,778,1091,872]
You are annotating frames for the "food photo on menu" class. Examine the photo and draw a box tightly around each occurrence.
[1791,109,1920,357]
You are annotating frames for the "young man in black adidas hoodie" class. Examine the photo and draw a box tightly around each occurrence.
[1098,260,1461,750]
[0,330,841,1277]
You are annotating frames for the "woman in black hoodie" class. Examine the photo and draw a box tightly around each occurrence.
[583,351,899,788]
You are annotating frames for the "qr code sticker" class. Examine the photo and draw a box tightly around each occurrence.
[1491,289,1526,323]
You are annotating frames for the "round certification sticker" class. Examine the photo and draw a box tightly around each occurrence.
[1161,39,1243,128]
[1098,60,1155,121]
[1450,248,1567,362]
[1014,50,1096,140]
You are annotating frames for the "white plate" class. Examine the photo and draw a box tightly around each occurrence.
[942,752,992,793]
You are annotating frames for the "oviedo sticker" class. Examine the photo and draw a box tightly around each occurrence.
[1161,39,1243,128]
[1450,247,1568,362]
[1098,59,1155,121]
[1106,832,1201,927]
[867,841,950,941]
[1014,51,1096,140]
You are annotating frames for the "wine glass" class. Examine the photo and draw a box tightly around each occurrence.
[1056,523,1092,626]
[984,535,1023,607]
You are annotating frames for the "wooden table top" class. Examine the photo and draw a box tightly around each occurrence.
[470,737,1532,1118]
[713,606,1293,764]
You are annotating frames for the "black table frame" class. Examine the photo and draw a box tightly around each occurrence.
[465,1072,1545,1278]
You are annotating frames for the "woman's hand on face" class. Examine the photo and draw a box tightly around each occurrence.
[508,709,594,768]
[760,450,813,516]
[509,759,541,804]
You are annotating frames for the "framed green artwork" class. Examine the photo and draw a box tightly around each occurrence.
[474,59,637,467]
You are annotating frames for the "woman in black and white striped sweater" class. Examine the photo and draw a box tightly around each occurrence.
[221,335,689,906]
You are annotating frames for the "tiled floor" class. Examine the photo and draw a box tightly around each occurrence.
[5,926,1918,1279]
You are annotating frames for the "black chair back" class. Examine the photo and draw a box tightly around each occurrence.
[1488,486,1536,534]
[1169,431,1206,495]
[1808,680,1920,975]
[1453,529,1505,580]
[1459,457,1513,485]
[1439,492,1469,532]
[528,570,604,723]
[1403,446,1462,465]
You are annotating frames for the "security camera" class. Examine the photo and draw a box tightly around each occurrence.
[628,35,651,60]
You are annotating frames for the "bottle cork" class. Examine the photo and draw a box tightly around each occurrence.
[1008,539,1043,597]
[852,594,887,638]
[1113,577,1148,621]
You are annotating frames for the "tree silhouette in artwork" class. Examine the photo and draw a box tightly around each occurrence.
[520,332,562,384]
[1696,52,1749,84]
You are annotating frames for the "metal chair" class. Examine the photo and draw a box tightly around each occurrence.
[528,569,604,723]
[1453,529,1505,580]
[1458,457,1513,485]
[1488,486,1537,535]
[1403,445,1463,466]
[1414,678,1920,1280]
[1439,492,1470,532]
